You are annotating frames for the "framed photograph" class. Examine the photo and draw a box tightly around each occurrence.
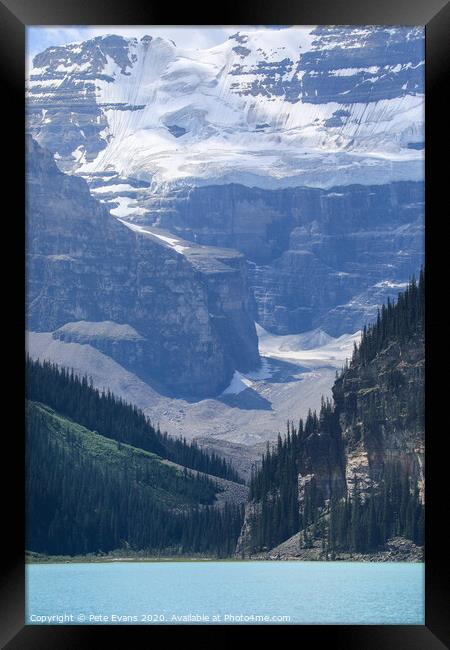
[1,0,448,646]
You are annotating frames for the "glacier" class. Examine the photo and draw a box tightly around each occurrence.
[27,26,424,191]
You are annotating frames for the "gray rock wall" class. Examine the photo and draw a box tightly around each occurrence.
[26,137,259,397]
[143,181,424,335]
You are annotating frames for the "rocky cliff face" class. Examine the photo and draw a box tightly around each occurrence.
[143,181,423,335]
[333,334,425,500]
[26,136,259,397]
[237,278,424,554]
[27,27,424,338]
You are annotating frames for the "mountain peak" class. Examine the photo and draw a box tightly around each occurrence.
[28,26,424,190]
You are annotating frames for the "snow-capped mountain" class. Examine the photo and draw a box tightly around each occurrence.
[27,27,424,190]
[25,25,425,457]
[26,27,424,339]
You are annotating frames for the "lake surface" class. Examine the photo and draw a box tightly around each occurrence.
[26,561,424,625]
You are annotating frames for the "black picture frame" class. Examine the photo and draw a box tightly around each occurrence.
[1,0,448,646]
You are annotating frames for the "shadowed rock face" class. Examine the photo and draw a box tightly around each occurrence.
[26,136,259,397]
[27,28,424,338]
[297,26,424,104]
[332,334,425,499]
[142,181,424,335]
[298,323,425,510]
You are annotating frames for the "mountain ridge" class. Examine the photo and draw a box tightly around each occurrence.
[26,135,259,397]
[26,399,246,557]
[237,274,424,558]
[27,27,424,190]
[26,27,424,338]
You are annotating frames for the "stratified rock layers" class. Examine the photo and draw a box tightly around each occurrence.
[144,181,424,335]
[26,136,259,397]
[27,27,424,338]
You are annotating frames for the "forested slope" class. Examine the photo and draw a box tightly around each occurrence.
[26,360,245,557]
[238,272,425,558]
[26,357,242,483]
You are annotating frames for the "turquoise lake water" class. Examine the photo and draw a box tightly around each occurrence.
[26,561,424,625]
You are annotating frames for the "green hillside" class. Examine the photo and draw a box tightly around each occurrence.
[26,399,244,557]
[26,357,243,484]
[28,401,218,507]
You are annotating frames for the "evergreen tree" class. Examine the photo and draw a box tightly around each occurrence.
[26,401,245,557]
[248,271,425,554]
[26,357,243,483]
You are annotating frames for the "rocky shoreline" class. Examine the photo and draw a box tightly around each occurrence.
[249,536,423,563]
[27,537,423,564]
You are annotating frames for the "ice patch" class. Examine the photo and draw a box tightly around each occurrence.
[150,232,189,254]
[375,280,409,289]
[109,197,146,217]
[256,323,361,367]
[221,371,254,395]
[117,220,190,254]
[221,358,273,395]
[280,329,333,351]
[71,145,86,164]
[91,183,141,194]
